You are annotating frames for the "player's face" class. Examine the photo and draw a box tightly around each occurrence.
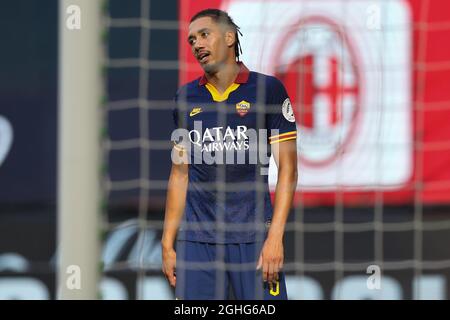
[188,17,231,73]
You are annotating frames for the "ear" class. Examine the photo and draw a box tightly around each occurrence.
[224,30,236,48]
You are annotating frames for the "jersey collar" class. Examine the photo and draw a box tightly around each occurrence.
[198,61,250,86]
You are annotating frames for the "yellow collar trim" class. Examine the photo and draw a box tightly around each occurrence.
[205,82,240,102]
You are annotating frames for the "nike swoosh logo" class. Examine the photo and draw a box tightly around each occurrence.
[190,108,202,117]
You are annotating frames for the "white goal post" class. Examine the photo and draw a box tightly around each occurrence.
[57,0,103,299]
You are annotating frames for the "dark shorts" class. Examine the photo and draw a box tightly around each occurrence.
[175,240,288,300]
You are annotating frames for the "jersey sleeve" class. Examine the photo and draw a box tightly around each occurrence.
[266,77,297,144]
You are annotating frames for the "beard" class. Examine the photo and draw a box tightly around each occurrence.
[202,61,219,74]
[201,57,229,75]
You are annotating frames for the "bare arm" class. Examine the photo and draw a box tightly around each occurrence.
[257,139,297,284]
[161,147,188,287]
[268,139,298,242]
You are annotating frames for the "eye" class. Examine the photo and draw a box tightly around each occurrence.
[201,31,209,38]
[188,38,196,46]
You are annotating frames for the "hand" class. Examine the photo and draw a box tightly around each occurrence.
[256,236,284,285]
[162,247,177,287]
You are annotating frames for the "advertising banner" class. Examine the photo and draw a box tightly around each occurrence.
[179,0,450,205]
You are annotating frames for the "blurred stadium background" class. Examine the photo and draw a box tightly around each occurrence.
[1,0,450,299]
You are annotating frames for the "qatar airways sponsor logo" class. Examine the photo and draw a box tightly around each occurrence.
[188,124,250,152]
[170,121,279,171]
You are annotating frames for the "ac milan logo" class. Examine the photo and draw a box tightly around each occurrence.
[275,17,361,166]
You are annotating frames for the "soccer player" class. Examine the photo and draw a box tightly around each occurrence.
[162,8,298,300]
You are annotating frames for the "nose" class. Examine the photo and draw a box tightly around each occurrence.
[194,38,205,52]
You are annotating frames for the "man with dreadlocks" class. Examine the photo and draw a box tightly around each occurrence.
[162,9,298,300]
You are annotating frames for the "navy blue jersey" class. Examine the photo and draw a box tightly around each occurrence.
[172,62,297,243]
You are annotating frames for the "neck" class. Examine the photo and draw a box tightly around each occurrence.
[205,60,240,93]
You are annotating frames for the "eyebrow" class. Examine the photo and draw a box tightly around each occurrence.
[187,28,211,42]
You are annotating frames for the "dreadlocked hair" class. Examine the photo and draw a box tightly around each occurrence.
[190,9,243,61]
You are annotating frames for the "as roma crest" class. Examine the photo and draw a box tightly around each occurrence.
[236,100,251,117]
